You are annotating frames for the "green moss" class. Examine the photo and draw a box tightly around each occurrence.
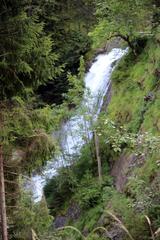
[75,204,103,232]
[108,39,160,134]
[142,97,160,134]
[128,153,159,190]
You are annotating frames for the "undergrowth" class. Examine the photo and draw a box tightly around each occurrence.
[108,37,160,134]
[44,35,160,240]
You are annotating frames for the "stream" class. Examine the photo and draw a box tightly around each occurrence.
[30,48,127,201]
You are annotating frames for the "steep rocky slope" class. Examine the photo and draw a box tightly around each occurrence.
[44,33,160,240]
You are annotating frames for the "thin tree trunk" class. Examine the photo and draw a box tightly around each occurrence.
[108,34,137,56]
[0,145,8,240]
[31,229,40,240]
[94,132,102,183]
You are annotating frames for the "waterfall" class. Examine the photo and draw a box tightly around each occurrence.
[30,48,127,201]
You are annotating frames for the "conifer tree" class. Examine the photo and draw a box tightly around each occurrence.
[0,0,59,100]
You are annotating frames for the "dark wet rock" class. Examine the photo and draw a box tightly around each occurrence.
[94,213,124,239]
[66,202,81,220]
[82,228,89,237]
[111,153,146,192]
[54,216,67,228]
[86,38,123,73]
[54,202,81,229]
[155,68,160,78]
[108,225,124,240]
[111,60,118,68]
[144,92,154,101]
[105,37,124,53]
[101,82,112,112]
[95,48,107,57]
[97,213,110,227]
[86,56,99,72]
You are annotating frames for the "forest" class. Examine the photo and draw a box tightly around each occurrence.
[0,0,160,239]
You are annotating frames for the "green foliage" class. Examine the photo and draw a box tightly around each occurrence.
[44,111,160,238]
[149,204,160,229]
[106,37,160,134]
[64,56,85,106]
[36,0,94,104]
[44,136,112,215]
[126,152,160,213]
[0,100,56,173]
[90,0,153,51]
[1,1,160,239]
[44,167,78,214]
[104,193,149,240]
[0,1,60,99]
[0,0,93,104]
[11,190,53,239]
[95,115,160,158]
[74,172,102,209]
[97,32,160,240]
[79,206,103,232]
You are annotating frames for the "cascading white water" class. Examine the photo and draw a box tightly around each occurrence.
[30,48,127,201]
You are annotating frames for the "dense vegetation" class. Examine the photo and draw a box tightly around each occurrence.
[0,0,160,240]
[0,0,93,238]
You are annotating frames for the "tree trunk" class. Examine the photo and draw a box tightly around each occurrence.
[94,132,102,183]
[125,36,137,56]
[0,145,8,240]
[109,34,137,56]
[31,229,40,240]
